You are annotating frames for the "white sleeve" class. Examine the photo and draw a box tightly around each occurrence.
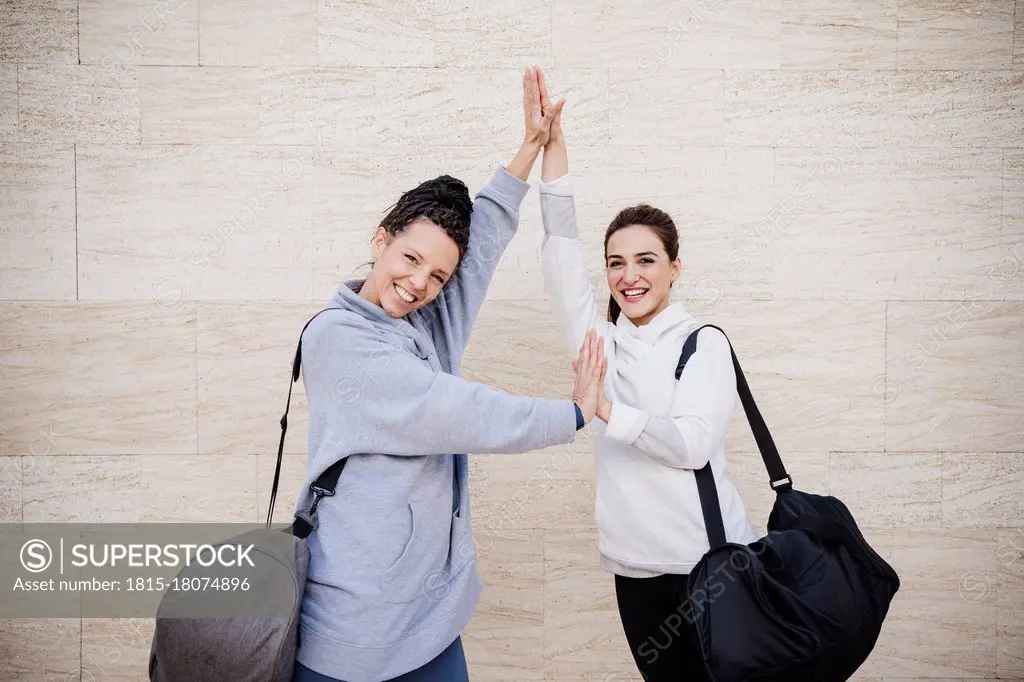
[603,328,736,470]
[538,173,608,356]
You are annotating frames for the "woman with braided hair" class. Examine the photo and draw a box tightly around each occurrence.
[291,67,606,682]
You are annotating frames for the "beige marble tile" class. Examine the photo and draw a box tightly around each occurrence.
[885,303,1023,452]
[681,147,776,301]
[373,68,607,148]
[259,67,375,145]
[608,69,722,147]
[200,0,316,66]
[942,453,1023,527]
[139,66,260,143]
[318,0,433,67]
[0,1,77,64]
[770,147,1008,300]
[462,299,577,397]
[1007,150,1024,298]
[724,70,849,147]
[844,70,957,146]
[729,71,957,147]
[77,145,314,301]
[18,64,140,143]
[553,0,779,70]
[551,0,665,68]
[897,0,1015,69]
[1017,0,1024,66]
[857,529,998,678]
[80,618,154,682]
[0,618,81,680]
[830,453,942,529]
[727,450,831,535]
[469,444,596,534]
[198,302,325,457]
[79,0,199,66]
[997,526,1024,678]
[24,455,255,524]
[0,64,16,140]
[23,455,142,522]
[0,456,23,522]
[951,71,1024,147]
[544,529,639,680]
[0,302,197,457]
[638,0,782,70]
[687,301,886,453]
[138,455,257,522]
[257,454,309,525]
[782,0,897,69]
[464,530,545,680]
[1008,148,1024,230]
[0,143,76,299]
[434,0,549,68]
[312,146,527,300]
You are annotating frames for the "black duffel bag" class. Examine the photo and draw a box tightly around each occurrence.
[674,325,900,681]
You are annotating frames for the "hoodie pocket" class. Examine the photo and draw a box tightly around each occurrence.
[381,502,455,604]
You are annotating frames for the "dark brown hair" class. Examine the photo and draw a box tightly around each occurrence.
[604,204,679,324]
[376,174,474,268]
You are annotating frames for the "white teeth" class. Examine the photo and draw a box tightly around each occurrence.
[622,288,648,297]
[394,284,416,303]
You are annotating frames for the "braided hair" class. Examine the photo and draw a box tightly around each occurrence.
[378,175,474,269]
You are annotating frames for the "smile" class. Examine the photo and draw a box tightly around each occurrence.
[394,283,418,304]
[621,287,649,303]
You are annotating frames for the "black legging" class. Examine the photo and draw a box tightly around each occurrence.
[614,574,711,682]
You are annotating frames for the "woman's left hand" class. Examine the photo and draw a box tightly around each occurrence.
[522,66,564,148]
[596,366,611,423]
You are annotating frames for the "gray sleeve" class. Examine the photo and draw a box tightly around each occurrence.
[302,313,580,456]
[431,166,530,356]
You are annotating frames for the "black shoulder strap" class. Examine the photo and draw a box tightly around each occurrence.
[676,324,792,549]
[264,307,349,539]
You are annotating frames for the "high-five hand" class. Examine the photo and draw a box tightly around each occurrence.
[522,66,565,148]
[571,329,607,425]
[536,67,566,146]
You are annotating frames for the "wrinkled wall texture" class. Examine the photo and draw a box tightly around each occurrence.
[1,1,1022,679]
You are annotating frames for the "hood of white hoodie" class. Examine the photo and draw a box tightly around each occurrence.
[612,301,697,372]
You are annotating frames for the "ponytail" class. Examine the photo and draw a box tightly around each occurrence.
[608,295,621,324]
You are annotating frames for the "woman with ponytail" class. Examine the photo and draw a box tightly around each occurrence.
[533,72,758,681]
[291,67,605,682]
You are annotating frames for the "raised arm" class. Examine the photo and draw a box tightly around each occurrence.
[538,86,606,356]
[433,67,565,352]
[301,311,606,457]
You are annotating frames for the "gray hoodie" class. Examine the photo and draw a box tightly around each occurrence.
[293,167,581,681]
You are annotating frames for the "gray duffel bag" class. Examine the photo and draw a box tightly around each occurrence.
[149,308,343,681]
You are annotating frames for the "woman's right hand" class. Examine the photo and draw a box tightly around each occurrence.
[536,68,565,146]
[571,329,607,424]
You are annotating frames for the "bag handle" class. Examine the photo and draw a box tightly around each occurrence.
[265,308,348,540]
[675,324,792,549]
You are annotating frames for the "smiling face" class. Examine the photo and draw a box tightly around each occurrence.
[360,218,460,318]
[605,224,681,327]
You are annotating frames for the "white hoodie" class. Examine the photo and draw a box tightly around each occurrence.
[539,173,759,577]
